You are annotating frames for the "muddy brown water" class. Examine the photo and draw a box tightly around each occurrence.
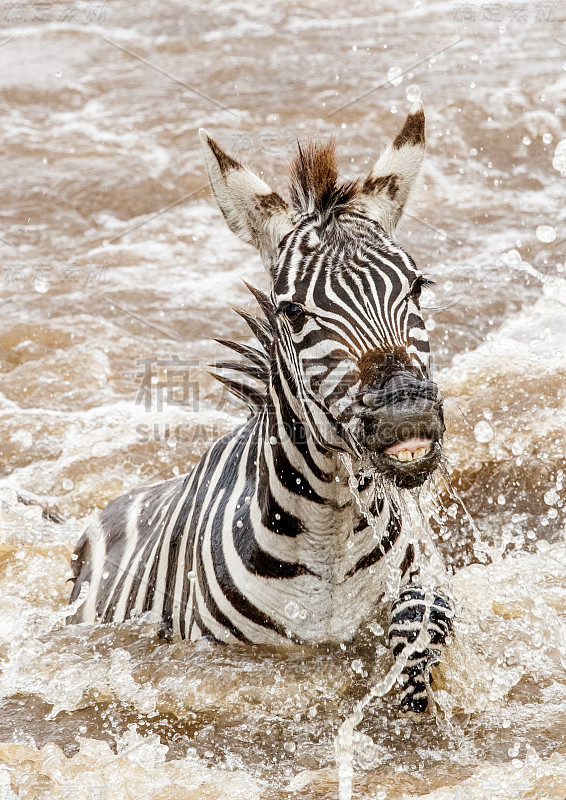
[0,1,565,797]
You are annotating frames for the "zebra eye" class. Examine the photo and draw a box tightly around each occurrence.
[409,276,435,304]
[278,302,306,323]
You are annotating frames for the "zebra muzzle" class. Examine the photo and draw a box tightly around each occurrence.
[357,374,444,488]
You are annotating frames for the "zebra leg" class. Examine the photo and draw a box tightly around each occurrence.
[388,586,454,713]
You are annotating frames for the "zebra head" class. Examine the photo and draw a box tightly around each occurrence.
[200,106,444,489]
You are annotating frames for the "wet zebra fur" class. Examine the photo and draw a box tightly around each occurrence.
[69,104,454,713]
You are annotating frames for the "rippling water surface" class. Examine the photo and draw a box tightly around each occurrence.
[1,1,566,797]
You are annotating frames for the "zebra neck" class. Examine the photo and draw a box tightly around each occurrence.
[256,379,394,581]
[265,371,350,500]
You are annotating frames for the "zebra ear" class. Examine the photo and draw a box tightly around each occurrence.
[199,129,294,268]
[361,104,425,232]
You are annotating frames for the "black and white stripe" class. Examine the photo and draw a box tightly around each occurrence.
[69,105,454,712]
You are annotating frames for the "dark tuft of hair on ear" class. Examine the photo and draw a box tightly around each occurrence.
[289,139,358,217]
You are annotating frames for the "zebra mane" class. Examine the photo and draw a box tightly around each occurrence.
[289,139,358,217]
[211,282,274,414]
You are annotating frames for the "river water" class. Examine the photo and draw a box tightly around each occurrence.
[1,0,566,797]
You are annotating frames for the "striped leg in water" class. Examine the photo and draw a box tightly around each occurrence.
[388,586,454,713]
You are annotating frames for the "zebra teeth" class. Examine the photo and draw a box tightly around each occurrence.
[393,447,429,462]
[384,437,434,462]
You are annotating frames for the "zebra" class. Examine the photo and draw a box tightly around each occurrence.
[69,103,454,713]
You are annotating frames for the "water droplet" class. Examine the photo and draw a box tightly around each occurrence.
[474,420,494,443]
[497,494,506,505]
[425,317,436,331]
[269,436,277,445]
[501,249,522,267]
[552,139,566,176]
[285,600,300,619]
[447,502,458,518]
[187,570,196,581]
[543,133,553,144]
[544,488,559,506]
[33,278,49,293]
[547,507,558,519]
[54,69,62,77]
[236,519,243,528]
[387,66,403,87]
[405,84,421,102]
[62,478,74,491]
[274,513,281,521]
[535,225,556,243]
[522,135,531,146]
[368,621,384,637]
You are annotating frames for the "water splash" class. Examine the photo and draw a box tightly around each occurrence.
[58,580,89,621]
[335,588,436,800]
[438,463,490,564]
[340,453,404,602]
[336,455,447,799]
